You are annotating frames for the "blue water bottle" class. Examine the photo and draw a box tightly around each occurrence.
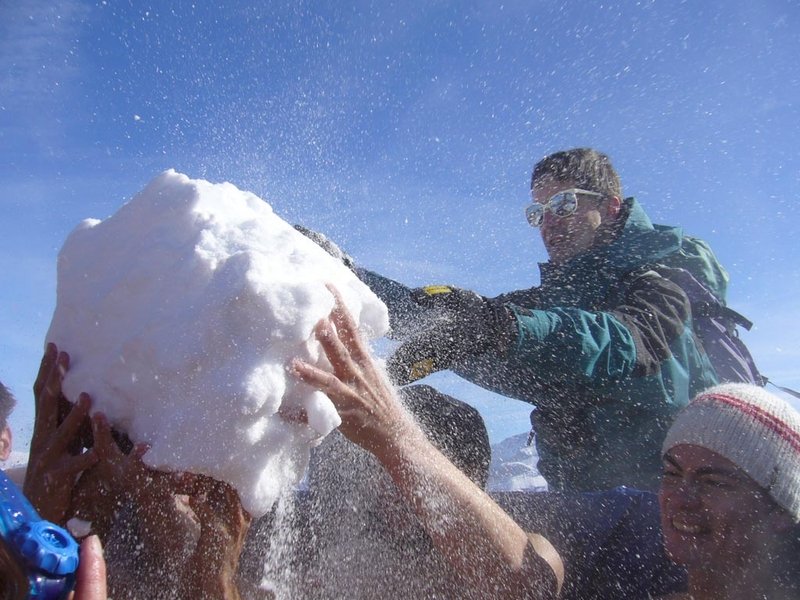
[0,470,78,599]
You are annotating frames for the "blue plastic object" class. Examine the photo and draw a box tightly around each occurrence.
[0,469,78,599]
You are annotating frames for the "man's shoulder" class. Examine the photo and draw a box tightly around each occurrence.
[656,233,730,302]
[616,226,729,300]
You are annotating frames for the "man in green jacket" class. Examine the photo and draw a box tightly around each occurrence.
[307,148,722,492]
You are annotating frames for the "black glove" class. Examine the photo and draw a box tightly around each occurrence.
[386,285,517,385]
[294,224,356,271]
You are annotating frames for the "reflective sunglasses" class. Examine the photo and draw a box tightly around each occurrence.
[525,188,605,227]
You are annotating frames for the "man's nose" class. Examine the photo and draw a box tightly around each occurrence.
[672,479,703,508]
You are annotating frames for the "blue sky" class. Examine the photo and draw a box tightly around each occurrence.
[2,0,799,449]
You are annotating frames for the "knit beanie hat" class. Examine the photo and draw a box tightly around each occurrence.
[662,383,800,522]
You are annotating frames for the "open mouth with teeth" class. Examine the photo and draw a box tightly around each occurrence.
[669,516,707,536]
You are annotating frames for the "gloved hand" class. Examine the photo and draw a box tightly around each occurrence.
[386,285,517,385]
[294,224,356,271]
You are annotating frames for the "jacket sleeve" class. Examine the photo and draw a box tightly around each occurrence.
[354,267,439,339]
[355,268,543,342]
[507,271,691,388]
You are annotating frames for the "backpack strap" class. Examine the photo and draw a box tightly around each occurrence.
[691,301,753,331]
[765,380,800,401]
[646,264,754,327]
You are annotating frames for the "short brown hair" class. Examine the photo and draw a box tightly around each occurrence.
[532,148,622,198]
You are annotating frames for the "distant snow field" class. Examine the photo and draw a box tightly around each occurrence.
[1,450,28,470]
[45,170,389,517]
[488,432,547,492]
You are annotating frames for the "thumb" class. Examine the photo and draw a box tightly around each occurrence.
[73,535,107,600]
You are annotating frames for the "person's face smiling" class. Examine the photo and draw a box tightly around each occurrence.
[658,444,786,573]
[531,177,610,264]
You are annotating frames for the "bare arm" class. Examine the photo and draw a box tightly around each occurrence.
[291,286,563,599]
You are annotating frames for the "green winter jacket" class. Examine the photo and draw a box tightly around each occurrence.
[358,198,720,492]
[453,197,720,492]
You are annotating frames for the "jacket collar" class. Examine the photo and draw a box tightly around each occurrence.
[539,197,684,281]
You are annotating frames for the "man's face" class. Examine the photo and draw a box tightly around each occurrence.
[531,177,611,264]
[658,444,786,573]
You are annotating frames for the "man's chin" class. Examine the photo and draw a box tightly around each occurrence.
[663,532,712,570]
[544,244,570,264]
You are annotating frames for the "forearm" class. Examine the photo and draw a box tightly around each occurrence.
[355,267,436,339]
[373,426,562,599]
[291,288,562,597]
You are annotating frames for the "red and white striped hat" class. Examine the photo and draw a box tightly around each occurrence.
[662,383,800,521]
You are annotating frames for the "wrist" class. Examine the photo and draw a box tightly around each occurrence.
[478,300,517,356]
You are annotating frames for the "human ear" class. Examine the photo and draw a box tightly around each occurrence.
[0,425,12,461]
[605,196,622,219]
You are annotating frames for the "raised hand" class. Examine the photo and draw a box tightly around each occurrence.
[386,285,516,385]
[24,343,99,525]
[69,411,150,538]
[290,285,563,599]
[291,284,417,456]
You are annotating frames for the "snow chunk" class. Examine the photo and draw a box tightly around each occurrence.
[66,517,93,539]
[46,169,389,517]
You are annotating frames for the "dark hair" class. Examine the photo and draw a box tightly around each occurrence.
[532,148,622,198]
[0,381,16,430]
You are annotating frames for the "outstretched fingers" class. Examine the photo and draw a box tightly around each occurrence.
[64,446,101,479]
[32,346,69,444]
[314,317,361,383]
[130,442,150,461]
[292,357,357,407]
[89,412,154,496]
[325,284,373,368]
[33,342,58,400]
[48,393,92,458]
[89,411,117,461]
[291,357,376,447]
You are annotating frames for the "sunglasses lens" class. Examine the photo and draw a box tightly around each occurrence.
[551,192,578,217]
[526,204,544,227]
[526,190,585,227]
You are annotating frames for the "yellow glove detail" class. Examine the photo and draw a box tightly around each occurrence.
[421,285,454,296]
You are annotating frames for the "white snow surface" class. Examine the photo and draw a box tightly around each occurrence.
[45,170,389,517]
[487,432,548,492]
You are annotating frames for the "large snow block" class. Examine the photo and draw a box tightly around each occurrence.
[46,169,389,517]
